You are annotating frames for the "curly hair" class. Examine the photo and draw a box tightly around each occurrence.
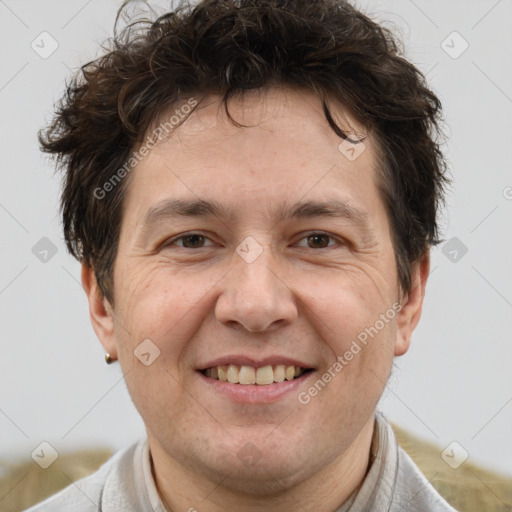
[39,0,449,304]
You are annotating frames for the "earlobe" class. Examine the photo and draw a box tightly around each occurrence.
[81,262,117,359]
[394,251,430,356]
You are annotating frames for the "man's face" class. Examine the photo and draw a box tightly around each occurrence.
[87,87,424,491]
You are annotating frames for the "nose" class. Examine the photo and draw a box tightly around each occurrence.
[214,241,298,333]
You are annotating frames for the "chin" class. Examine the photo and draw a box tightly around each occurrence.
[195,432,317,493]
[207,455,312,497]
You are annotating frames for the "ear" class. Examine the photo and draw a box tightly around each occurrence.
[394,251,430,356]
[81,262,117,359]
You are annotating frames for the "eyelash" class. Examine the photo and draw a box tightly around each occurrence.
[162,231,343,250]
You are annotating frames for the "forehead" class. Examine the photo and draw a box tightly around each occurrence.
[156,87,368,143]
[122,87,384,229]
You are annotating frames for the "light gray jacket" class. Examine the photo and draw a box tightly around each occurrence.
[24,412,458,512]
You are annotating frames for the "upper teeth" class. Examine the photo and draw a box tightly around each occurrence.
[204,364,305,385]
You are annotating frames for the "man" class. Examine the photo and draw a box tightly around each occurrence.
[26,0,456,510]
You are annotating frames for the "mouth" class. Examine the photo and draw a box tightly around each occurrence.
[200,364,314,385]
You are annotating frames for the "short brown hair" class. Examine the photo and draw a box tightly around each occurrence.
[40,0,449,304]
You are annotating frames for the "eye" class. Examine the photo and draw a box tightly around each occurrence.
[164,233,214,249]
[162,231,343,251]
[296,232,340,249]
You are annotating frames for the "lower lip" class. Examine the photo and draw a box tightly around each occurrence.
[197,371,314,404]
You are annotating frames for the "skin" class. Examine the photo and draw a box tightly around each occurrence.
[82,86,429,511]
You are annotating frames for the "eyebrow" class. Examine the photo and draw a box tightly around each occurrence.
[141,197,370,230]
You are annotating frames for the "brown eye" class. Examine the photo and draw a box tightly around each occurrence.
[178,234,206,248]
[164,233,214,249]
[304,233,334,249]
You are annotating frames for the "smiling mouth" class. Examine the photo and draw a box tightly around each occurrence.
[200,364,313,385]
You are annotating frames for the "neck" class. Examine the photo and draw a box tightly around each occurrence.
[150,414,376,512]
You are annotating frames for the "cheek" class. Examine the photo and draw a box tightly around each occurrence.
[314,319,397,425]
[303,270,398,399]
[121,357,197,445]
[111,266,203,418]
[113,261,224,359]
[305,267,397,343]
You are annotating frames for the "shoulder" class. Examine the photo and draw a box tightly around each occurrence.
[22,440,144,512]
[391,418,512,512]
[374,412,458,512]
[394,444,459,511]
